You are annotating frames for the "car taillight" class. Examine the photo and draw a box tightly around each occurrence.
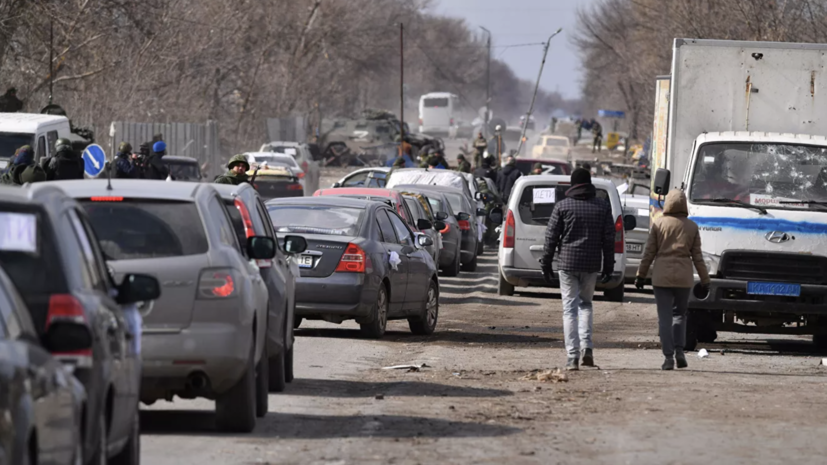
[335,243,366,273]
[90,196,123,202]
[47,295,93,362]
[234,198,256,238]
[287,184,303,191]
[297,172,306,179]
[614,215,624,253]
[301,161,308,172]
[503,210,515,248]
[458,219,471,231]
[198,269,236,299]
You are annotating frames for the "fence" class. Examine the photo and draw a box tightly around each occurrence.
[265,117,307,143]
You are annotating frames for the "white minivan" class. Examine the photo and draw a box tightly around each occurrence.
[497,175,636,301]
[0,113,73,170]
[418,92,459,137]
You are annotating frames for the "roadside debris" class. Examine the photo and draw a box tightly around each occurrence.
[520,368,568,383]
[820,358,827,366]
[698,349,710,358]
[382,363,430,372]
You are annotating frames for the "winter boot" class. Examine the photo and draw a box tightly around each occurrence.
[581,348,594,367]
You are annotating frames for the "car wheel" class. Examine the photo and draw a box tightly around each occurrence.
[604,284,624,302]
[360,285,388,339]
[476,240,484,256]
[215,340,256,433]
[255,353,269,417]
[89,410,107,465]
[461,252,478,272]
[498,272,515,296]
[267,350,286,393]
[814,334,827,349]
[408,280,439,335]
[442,247,461,277]
[110,406,139,465]
[293,317,302,329]
[285,345,294,383]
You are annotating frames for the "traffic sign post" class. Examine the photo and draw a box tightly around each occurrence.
[83,144,107,178]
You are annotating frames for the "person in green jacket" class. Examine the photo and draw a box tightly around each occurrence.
[456,154,471,173]
[530,163,544,175]
[214,154,250,185]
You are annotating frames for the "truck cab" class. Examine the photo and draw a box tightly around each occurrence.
[0,113,73,170]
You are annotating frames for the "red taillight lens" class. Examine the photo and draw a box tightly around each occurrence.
[234,198,256,238]
[47,295,87,329]
[614,215,624,253]
[287,184,303,191]
[503,210,516,248]
[90,196,123,202]
[335,243,366,273]
[297,172,306,179]
[458,219,471,231]
[198,269,236,299]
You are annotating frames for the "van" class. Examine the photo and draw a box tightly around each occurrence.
[0,113,73,170]
[418,92,459,137]
[497,175,636,301]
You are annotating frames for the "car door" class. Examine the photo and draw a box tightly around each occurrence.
[386,211,429,309]
[375,209,408,314]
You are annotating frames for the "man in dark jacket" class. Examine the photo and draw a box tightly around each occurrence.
[45,138,85,180]
[114,142,137,178]
[542,168,615,371]
[143,141,170,180]
[496,156,521,203]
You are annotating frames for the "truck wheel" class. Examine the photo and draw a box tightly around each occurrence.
[604,284,624,302]
[215,342,256,433]
[498,272,515,296]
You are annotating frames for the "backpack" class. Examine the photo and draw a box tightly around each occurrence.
[48,154,85,180]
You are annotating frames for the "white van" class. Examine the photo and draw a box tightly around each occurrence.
[0,113,73,170]
[497,175,636,301]
[418,92,459,136]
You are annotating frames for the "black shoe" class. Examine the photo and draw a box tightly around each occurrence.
[581,348,594,367]
[662,358,675,370]
[676,352,688,369]
[566,357,579,371]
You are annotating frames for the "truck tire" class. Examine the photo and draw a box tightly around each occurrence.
[498,272,515,296]
[604,284,624,302]
[215,342,256,433]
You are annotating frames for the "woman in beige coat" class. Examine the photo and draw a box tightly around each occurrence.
[636,189,710,370]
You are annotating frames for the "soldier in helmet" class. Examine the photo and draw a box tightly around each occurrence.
[45,138,84,180]
[456,154,471,173]
[215,154,251,185]
[114,142,137,178]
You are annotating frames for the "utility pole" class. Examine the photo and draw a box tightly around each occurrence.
[399,22,405,147]
[480,27,491,136]
[516,27,563,156]
[48,19,54,105]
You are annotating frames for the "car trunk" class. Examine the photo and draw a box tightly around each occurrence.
[513,184,569,270]
[294,234,358,278]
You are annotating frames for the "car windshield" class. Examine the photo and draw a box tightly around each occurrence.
[545,138,568,147]
[689,142,827,210]
[255,155,298,167]
[263,146,298,158]
[0,132,34,160]
[0,205,68,295]
[165,161,201,181]
[81,200,209,259]
[267,205,363,236]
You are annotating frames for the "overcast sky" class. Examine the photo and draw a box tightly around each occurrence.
[431,0,597,100]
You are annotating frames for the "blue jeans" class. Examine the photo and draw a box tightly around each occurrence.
[559,271,598,357]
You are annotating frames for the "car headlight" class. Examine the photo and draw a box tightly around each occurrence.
[702,252,720,276]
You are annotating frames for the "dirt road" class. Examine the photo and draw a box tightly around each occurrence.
[140,247,827,464]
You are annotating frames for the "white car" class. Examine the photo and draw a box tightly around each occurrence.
[332,167,390,188]
[259,142,320,195]
[619,181,652,283]
[497,175,636,301]
[532,134,571,161]
[246,151,305,180]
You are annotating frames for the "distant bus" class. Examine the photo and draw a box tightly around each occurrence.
[418,92,459,136]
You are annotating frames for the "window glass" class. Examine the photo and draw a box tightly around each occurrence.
[255,199,276,239]
[387,211,414,247]
[343,172,369,187]
[222,199,247,254]
[36,136,46,160]
[423,98,449,107]
[207,197,238,248]
[0,206,68,295]
[0,133,35,161]
[2,305,21,339]
[68,210,104,291]
[268,205,364,236]
[518,185,609,226]
[46,131,58,157]
[376,209,398,244]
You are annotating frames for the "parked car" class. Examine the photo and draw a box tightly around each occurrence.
[516,158,572,176]
[2,184,159,463]
[0,264,87,465]
[244,152,307,184]
[265,197,440,338]
[531,134,571,160]
[246,166,303,200]
[162,155,203,182]
[332,167,390,188]
[401,192,444,265]
[52,179,280,433]
[259,142,321,194]
[619,182,652,283]
[213,183,306,392]
[497,175,636,301]
[393,186,462,277]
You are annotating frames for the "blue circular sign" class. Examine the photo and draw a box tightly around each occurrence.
[82,144,107,177]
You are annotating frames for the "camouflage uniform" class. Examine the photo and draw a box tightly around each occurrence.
[456,155,471,173]
[214,154,251,185]
[473,133,488,167]
[530,163,543,175]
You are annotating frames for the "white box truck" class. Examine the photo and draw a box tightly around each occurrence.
[652,38,827,349]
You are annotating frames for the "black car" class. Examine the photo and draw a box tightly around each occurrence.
[162,155,202,182]
[266,197,439,338]
[0,264,87,465]
[0,185,160,465]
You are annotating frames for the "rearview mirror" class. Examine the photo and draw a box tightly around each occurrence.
[247,236,277,259]
[623,214,637,231]
[416,218,433,230]
[489,207,504,225]
[433,220,446,230]
[476,208,486,217]
[44,322,93,353]
[117,274,161,305]
[435,211,449,221]
[417,234,434,247]
[456,212,471,221]
[653,168,670,196]
[283,235,308,254]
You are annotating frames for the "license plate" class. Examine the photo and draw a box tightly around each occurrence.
[626,243,643,253]
[747,281,801,297]
[297,255,315,268]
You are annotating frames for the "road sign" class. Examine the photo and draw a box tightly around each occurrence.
[82,144,106,178]
[598,110,626,118]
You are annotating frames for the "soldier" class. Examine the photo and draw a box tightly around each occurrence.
[114,142,137,178]
[530,163,544,175]
[473,132,488,167]
[215,154,251,185]
[0,87,23,113]
[488,125,506,164]
[592,120,603,153]
[45,138,84,180]
[456,154,471,173]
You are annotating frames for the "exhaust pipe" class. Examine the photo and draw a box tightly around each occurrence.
[186,372,209,391]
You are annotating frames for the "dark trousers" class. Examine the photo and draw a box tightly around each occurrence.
[653,287,690,358]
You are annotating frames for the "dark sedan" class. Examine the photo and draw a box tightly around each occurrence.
[162,155,203,182]
[265,197,439,338]
[393,186,462,277]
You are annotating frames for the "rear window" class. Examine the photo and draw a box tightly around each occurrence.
[165,161,201,181]
[81,200,209,259]
[423,98,449,108]
[267,205,363,236]
[254,155,298,167]
[443,193,465,214]
[515,160,568,176]
[517,185,610,226]
[0,206,68,295]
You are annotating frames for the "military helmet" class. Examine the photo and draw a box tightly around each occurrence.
[227,154,250,170]
[118,142,133,154]
[55,138,73,153]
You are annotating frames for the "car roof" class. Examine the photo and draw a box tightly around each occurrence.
[163,156,198,163]
[516,158,568,165]
[36,179,204,201]
[262,141,301,147]
[513,174,616,187]
[317,187,396,198]
[265,196,375,209]
[0,113,68,133]
[393,184,465,195]
[212,183,256,199]
[1,183,70,206]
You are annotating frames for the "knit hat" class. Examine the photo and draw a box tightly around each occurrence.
[570,167,592,185]
[13,145,33,166]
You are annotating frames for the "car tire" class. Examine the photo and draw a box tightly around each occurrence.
[604,284,624,302]
[476,240,484,256]
[89,410,107,465]
[498,272,515,296]
[110,406,139,465]
[267,351,286,393]
[408,280,439,335]
[360,285,388,339]
[442,249,461,277]
[285,345,294,383]
[215,341,256,433]
[255,353,269,417]
[293,317,302,329]
[814,334,827,349]
[461,252,478,272]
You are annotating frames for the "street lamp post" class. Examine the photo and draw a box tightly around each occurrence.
[516,27,563,156]
[480,26,491,137]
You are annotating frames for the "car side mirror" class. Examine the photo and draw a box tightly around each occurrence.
[116,274,161,305]
[433,220,447,231]
[435,211,449,221]
[456,212,471,221]
[476,208,486,217]
[624,214,637,231]
[489,207,503,225]
[417,234,434,247]
[247,236,277,259]
[283,235,307,254]
[474,191,482,200]
[44,322,93,353]
[416,218,433,230]
[653,168,670,196]
[332,182,341,188]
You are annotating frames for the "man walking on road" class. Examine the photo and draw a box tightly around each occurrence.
[541,168,615,371]
[473,132,488,167]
